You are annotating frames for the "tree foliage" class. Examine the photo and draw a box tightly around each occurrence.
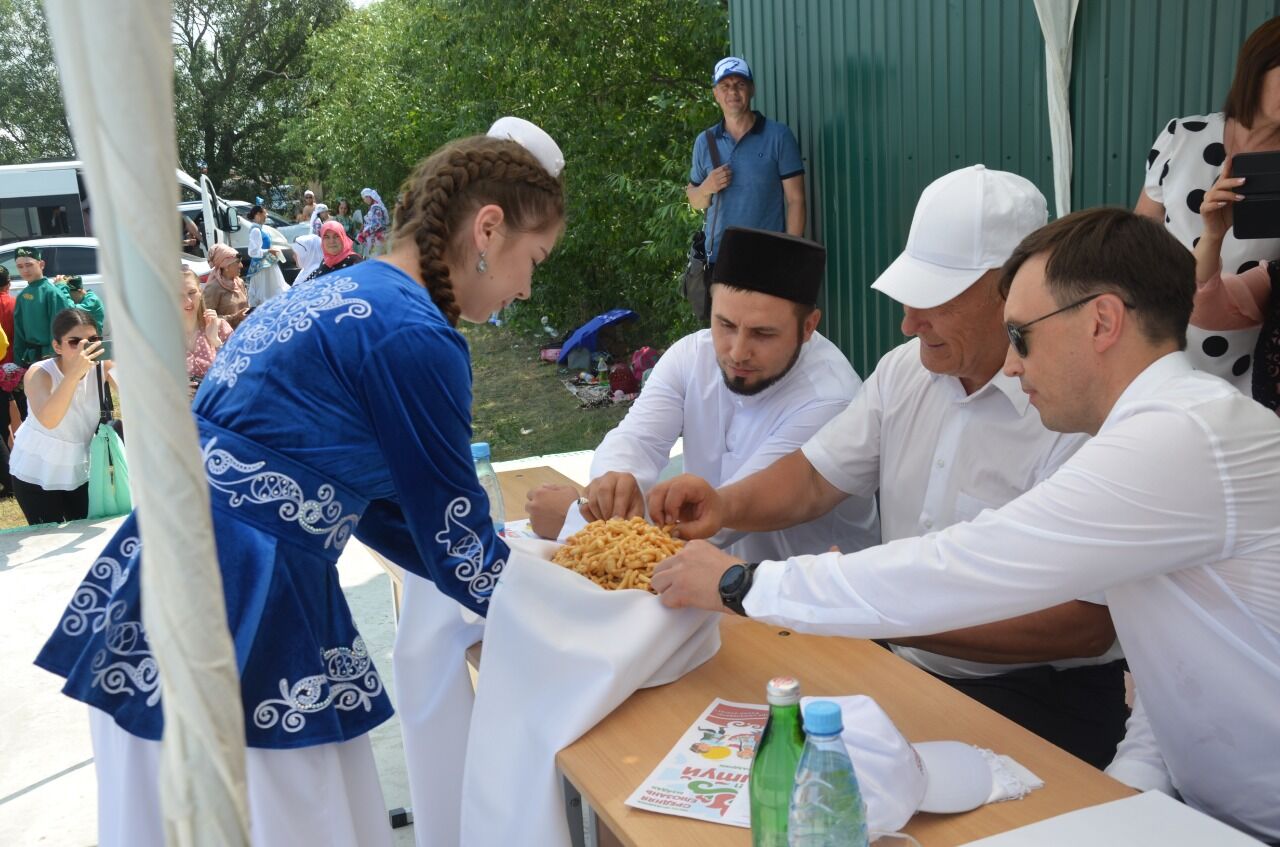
[0,0,74,163]
[291,0,729,342]
[0,0,345,202]
[3,0,728,340]
[172,0,348,194]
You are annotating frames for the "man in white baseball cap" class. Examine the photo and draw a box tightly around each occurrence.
[650,165,1131,768]
[297,188,317,224]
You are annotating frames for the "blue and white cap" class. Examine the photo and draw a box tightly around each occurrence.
[713,56,752,85]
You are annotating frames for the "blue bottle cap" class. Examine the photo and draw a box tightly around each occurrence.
[471,442,491,461]
[803,700,844,736]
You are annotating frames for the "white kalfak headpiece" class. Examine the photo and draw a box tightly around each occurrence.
[487,116,565,178]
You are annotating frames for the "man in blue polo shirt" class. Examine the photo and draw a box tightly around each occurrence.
[686,56,806,275]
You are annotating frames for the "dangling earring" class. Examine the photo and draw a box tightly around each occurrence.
[476,251,488,274]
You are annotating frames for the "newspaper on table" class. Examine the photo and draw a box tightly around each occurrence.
[498,518,541,540]
[625,698,769,827]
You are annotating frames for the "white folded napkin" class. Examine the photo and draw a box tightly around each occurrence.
[780,695,1043,834]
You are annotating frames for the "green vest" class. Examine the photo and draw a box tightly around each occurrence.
[13,278,75,365]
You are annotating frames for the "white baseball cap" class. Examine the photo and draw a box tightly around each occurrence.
[872,165,1047,309]
[797,695,1039,834]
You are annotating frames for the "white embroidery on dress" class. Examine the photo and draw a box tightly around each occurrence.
[208,274,372,388]
[253,636,383,733]
[60,536,139,637]
[203,438,359,549]
[434,497,505,602]
[90,600,161,707]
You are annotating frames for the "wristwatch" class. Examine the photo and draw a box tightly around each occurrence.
[718,562,759,617]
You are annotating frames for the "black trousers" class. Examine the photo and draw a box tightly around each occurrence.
[0,437,9,497]
[2,389,27,497]
[12,477,89,525]
[933,659,1129,770]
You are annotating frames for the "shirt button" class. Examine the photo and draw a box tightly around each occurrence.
[923,519,934,529]
[936,459,945,468]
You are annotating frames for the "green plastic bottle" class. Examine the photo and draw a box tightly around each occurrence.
[749,676,805,847]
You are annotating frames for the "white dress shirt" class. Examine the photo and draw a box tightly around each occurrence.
[803,338,1120,679]
[746,353,1280,841]
[590,329,880,562]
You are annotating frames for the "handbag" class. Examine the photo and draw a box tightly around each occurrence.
[681,127,723,322]
[88,363,131,519]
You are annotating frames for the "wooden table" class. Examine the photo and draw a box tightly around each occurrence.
[557,616,1135,847]
[498,465,580,520]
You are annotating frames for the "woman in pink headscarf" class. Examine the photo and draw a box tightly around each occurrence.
[201,242,249,328]
[305,219,363,282]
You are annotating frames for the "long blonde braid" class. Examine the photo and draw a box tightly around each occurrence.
[393,136,565,326]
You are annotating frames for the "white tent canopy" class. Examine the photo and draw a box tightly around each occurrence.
[42,1,250,844]
[1035,0,1081,218]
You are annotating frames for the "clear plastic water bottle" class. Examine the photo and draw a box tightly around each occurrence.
[788,701,868,847]
[471,442,505,536]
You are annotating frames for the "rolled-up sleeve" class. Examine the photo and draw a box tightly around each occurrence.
[801,367,885,499]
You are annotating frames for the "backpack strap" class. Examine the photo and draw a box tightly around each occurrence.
[703,127,723,262]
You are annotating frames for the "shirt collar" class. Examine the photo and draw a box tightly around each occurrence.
[716,111,767,138]
[1099,351,1193,431]
[930,366,1031,415]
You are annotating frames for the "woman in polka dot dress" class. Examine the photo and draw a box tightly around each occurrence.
[1136,18,1280,399]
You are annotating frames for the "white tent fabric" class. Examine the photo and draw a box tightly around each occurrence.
[42,2,250,845]
[1034,0,1080,218]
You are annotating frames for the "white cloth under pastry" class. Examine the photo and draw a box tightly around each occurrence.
[460,538,721,847]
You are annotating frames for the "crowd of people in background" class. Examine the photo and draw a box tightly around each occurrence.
[1,178,391,525]
[295,186,388,257]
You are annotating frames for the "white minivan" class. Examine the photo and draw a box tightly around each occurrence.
[0,160,297,278]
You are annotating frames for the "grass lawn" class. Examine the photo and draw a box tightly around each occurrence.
[0,323,629,530]
[464,321,630,461]
[0,493,22,528]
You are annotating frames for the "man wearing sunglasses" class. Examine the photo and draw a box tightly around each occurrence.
[648,166,1129,769]
[652,207,1280,841]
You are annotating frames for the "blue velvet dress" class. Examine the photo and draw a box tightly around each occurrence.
[36,261,508,748]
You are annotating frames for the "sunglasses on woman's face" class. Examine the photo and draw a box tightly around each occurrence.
[65,335,103,348]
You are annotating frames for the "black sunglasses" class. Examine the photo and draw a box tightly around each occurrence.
[65,335,103,348]
[1005,293,1130,357]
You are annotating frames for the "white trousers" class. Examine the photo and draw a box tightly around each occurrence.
[90,707,393,847]
[393,573,485,847]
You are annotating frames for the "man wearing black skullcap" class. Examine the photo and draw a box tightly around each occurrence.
[526,227,879,562]
[12,247,75,365]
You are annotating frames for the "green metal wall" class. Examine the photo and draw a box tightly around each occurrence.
[729,0,1280,376]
